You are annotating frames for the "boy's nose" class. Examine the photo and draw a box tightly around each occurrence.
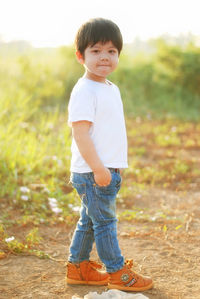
[100,53,109,61]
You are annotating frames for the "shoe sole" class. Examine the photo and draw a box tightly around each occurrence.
[108,282,154,292]
[67,278,108,286]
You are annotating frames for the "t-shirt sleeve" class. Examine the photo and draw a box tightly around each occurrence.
[68,88,96,125]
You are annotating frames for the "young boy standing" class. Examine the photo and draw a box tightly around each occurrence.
[67,18,153,292]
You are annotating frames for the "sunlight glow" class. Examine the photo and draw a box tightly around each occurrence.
[0,0,199,47]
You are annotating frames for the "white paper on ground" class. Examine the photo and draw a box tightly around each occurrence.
[72,289,149,299]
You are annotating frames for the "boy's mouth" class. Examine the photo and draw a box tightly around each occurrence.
[98,64,110,67]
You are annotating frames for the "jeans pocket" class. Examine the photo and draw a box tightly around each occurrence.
[72,182,87,205]
[116,174,122,191]
[116,176,122,193]
[94,176,112,190]
[95,172,122,196]
[93,180,117,220]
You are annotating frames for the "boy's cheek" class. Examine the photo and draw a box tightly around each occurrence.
[112,56,119,65]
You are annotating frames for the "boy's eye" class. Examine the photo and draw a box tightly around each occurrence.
[92,49,99,53]
[109,50,117,54]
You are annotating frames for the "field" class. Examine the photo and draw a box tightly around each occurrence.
[0,41,200,298]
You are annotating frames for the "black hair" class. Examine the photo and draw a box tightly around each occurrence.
[75,18,123,55]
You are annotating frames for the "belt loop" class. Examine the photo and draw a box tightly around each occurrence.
[108,168,119,173]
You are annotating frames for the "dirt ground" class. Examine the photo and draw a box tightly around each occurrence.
[1,184,200,299]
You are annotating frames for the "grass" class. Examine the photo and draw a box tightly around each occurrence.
[1,114,199,258]
[0,45,200,257]
[1,116,199,226]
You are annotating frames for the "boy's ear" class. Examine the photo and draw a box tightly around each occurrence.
[76,51,84,64]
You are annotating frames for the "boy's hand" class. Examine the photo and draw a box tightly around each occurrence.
[94,167,112,187]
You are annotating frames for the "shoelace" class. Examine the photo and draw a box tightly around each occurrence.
[124,259,141,283]
[125,259,134,269]
[88,260,102,269]
[85,260,103,283]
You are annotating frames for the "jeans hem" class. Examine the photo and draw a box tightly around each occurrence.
[106,264,124,273]
[68,258,89,264]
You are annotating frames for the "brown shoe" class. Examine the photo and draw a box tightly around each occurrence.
[66,260,109,286]
[108,260,153,292]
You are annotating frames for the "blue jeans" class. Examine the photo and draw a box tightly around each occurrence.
[68,169,124,273]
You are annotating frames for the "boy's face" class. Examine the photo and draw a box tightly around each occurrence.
[76,41,119,83]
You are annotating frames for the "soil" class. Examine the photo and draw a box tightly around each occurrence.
[0,185,200,299]
[1,119,200,299]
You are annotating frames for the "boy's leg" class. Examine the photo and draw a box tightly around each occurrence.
[68,171,123,271]
[86,170,125,273]
[67,172,109,285]
[73,170,153,291]
[68,204,94,263]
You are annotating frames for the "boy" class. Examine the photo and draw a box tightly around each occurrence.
[67,18,153,292]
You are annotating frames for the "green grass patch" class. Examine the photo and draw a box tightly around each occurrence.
[0,43,200,259]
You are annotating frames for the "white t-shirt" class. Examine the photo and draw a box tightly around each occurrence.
[68,77,128,173]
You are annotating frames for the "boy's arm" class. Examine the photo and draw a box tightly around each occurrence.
[72,121,111,186]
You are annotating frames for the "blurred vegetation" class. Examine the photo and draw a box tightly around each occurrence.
[111,39,200,120]
[1,38,200,119]
[0,37,200,242]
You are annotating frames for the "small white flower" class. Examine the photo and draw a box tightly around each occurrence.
[49,202,58,208]
[5,236,15,243]
[48,198,58,208]
[52,207,62,214]
[20,186,30,193]
[57,159,63,167]
[165,135,170,141]
[171,126,177,132]
[73,206,80,212]
[48,198,62,214]
[48,197,57,204]
[51,156,62,166]
[68,204,80,212]
[21,195,29,201]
